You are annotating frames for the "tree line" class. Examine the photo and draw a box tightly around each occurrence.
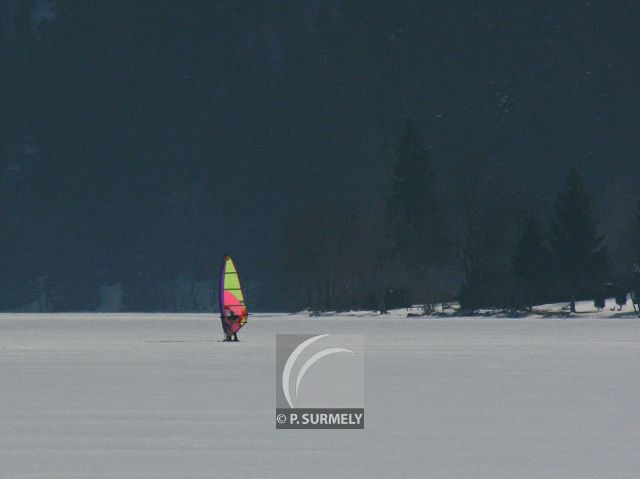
[0,2,225,311]
[283,119,640,314]
[0,3,637,313]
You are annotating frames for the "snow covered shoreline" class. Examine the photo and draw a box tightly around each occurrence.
[3,296,639,321]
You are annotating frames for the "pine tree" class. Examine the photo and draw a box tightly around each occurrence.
[386,119,446,310]
[453,156,527,311]
[633,201,640,271]
[549,168,609,313]
[594,293,605,311]
[630,201,640,312]
[511,218,549,312]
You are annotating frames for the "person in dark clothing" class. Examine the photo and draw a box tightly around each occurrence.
[222,310,239,341]
[220,315,232,340]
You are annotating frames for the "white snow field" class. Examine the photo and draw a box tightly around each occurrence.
[1,312,639,478]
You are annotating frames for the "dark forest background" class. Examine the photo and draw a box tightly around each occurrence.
[0,1,638,312]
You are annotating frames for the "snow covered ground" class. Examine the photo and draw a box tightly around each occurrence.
[1,312,639,478]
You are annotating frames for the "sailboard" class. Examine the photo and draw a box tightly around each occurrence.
[219,255,248,337]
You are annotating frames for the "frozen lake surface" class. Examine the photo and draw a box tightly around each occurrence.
[1,313,639,478]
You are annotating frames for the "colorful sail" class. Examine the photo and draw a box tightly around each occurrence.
[219,255,248,335]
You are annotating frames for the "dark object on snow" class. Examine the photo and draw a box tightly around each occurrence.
[594,295,605,311]
[631,289,640,317]
[608,276,629,311]
[614,292,628,310]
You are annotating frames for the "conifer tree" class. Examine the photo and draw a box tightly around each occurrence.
[630,201,640,312]
[633,201,640,271]
[511,218,549,312]
[549,168,609,313]
[386,119,446,310]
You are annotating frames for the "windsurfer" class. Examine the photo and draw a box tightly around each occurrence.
[223,310,239,342]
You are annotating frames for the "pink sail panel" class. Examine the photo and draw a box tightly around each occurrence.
[223,291,247,333]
